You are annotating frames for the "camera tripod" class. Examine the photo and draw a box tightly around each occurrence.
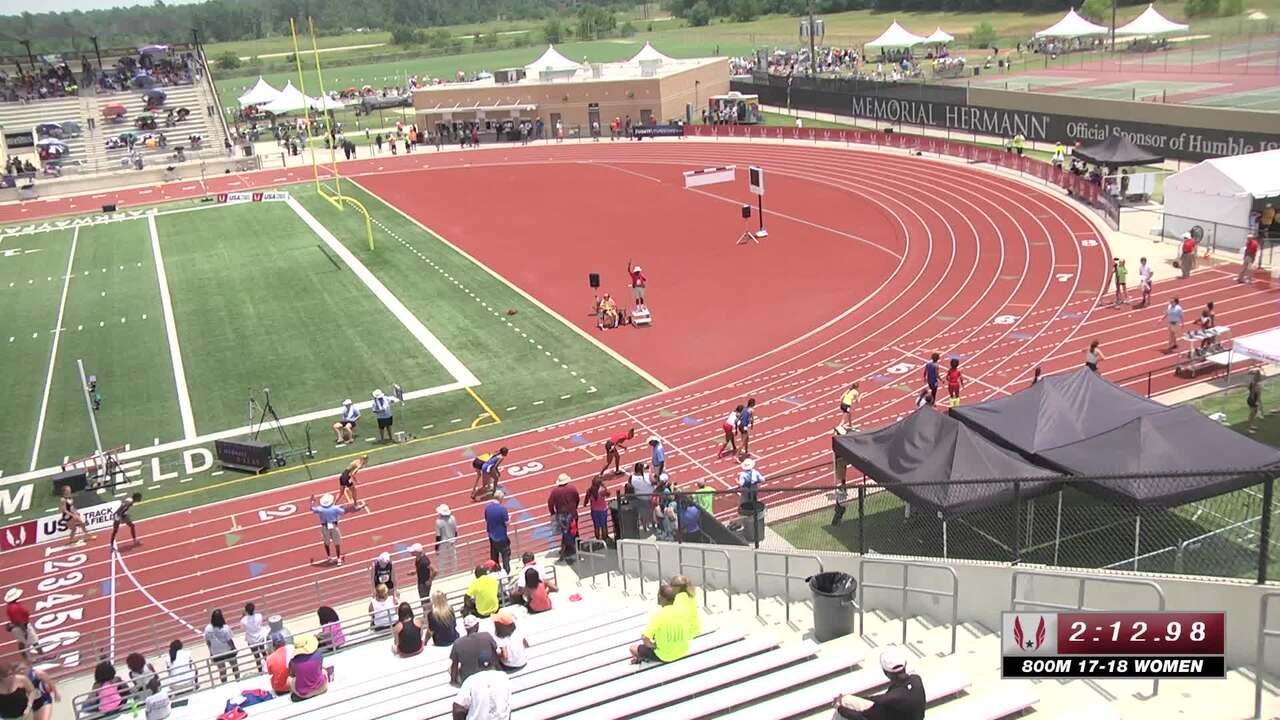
[248,387,316,473]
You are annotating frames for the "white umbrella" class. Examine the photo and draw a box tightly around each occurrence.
[1116,4,1189,35]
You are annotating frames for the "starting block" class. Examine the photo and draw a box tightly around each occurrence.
[632,307,652,326]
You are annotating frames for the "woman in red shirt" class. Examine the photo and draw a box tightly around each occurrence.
[946,358,965,408]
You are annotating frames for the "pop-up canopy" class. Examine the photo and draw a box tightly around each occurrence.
[260,81,309,114]
[1116,4,1190,36]
[1035,8,1110,38]
[866,21,929,49]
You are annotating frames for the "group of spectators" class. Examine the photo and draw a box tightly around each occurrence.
[97,52,196,94]
[0,62,81,103]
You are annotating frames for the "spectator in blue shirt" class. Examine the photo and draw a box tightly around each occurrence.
[484,491,511,574]
[679,498,703,543]
[648,436,666,478]
[310,493,357,566]
[739,459,764,505]
[737,398,756,457]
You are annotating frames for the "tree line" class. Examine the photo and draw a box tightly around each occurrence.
[0,0,638,57]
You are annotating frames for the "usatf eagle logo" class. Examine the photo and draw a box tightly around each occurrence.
[1013,616,1047,652]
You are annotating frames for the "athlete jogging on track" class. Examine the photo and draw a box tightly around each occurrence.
[110,493,142,548]
[59,485,93,547]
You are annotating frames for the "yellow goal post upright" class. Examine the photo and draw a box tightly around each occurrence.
[288,17,375,251]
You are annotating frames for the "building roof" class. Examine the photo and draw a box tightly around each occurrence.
[1116,4,1189,36]
[414,55,722,94]
[1035,8,1109,38]
[866,21,929,49]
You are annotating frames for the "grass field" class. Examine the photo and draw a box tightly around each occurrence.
[773,378,1280,581]
[0,182,655,521]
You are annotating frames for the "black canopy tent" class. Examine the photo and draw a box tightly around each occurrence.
[949,367,1167,464]
[1041,405,1280,506]
[833,407,1060,557]
[1073,133,1165,167]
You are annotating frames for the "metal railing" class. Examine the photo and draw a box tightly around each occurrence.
[618,540,664,600]
[1010,569,1166,696]
[1255,592,1280,719]
[753,550,823,628]
[858,559,959,655]
[677,545,733,612]
[577,538,610,589]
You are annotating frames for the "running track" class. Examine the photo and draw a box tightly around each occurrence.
[3,138,1278,680]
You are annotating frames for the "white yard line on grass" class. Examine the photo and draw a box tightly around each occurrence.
[28,226,79,471]
[284,195,480,387]
[149,214,197,440]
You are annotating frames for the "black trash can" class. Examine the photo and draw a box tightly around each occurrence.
[808,571,857,642]
[616,495,642,539]
[738,501,766,543]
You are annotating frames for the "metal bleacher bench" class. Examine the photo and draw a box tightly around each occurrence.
[925,684,1039,720]
[713,668,971,720]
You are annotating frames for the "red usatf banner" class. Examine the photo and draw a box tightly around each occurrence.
[0,500,120,552]
[0,520,36,551]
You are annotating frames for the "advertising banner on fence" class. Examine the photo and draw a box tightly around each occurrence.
[216,191,291,204]
[0,500,121,552]
[733,76,1280,162]
[633,125,685,138]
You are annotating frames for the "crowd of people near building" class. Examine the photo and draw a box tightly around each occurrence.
[0,62,82,102]
[96,51,197,94]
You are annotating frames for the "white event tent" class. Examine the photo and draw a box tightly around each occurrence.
[237,77,281,107]
[309,94,345,112]
[260,81,309,114]
[1116,4,1189,36]
[925,27,955,44]
[1035,8,1109,38]
[866,21,929,49]
[630,42,675,64]
[525,45,582,79]
[1164,148,1280,251]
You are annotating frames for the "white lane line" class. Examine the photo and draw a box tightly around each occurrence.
[285,196,479,387]
[29,226,79,471]
[149,214,197,440]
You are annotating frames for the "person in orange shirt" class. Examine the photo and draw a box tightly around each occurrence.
[264,632,291,696]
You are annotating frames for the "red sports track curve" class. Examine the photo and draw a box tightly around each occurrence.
[3,139,1276,680]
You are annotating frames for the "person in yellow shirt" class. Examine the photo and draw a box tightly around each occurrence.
[669,575,701,634]
[463,563,500,618]
[692,480,715,515]
[630,584,696,663]
[839,382,860,431]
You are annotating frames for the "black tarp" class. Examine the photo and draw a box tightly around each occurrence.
[832,406,1060,516]
[1040,405,1280,506]
[1073,133,1165,167]
[950,368,1167,462]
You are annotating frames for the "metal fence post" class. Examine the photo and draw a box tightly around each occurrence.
[1013,481,1023,563]
[857,484,866,555]
[1259,477,1275,585]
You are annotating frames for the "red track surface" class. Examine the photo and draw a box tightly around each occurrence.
[3,139,1278,681]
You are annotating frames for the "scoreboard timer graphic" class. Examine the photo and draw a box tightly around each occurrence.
[1001,612,1226,679]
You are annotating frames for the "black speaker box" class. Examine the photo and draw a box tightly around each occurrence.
[52,467,88,495]
[589,272,600,289]
[102,203,117,212]
[741,205,751,219]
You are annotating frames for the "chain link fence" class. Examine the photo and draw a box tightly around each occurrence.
[615,471,1280,584]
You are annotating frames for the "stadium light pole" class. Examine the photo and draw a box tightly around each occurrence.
[1111,0,1117,51]
[19,40,34,72]
[90,36,102,73]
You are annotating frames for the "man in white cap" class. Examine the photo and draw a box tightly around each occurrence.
[4,588,42,660]
[628,262,647,309]
[371,550,395,593]
[309,492,357,565]
[410,543,437,612]
[371,389,397,443]
[332,399,360,445]
[739,458,764,505]
[435,504,459,575]
[547,473,581,563]
[832,645,925,719]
